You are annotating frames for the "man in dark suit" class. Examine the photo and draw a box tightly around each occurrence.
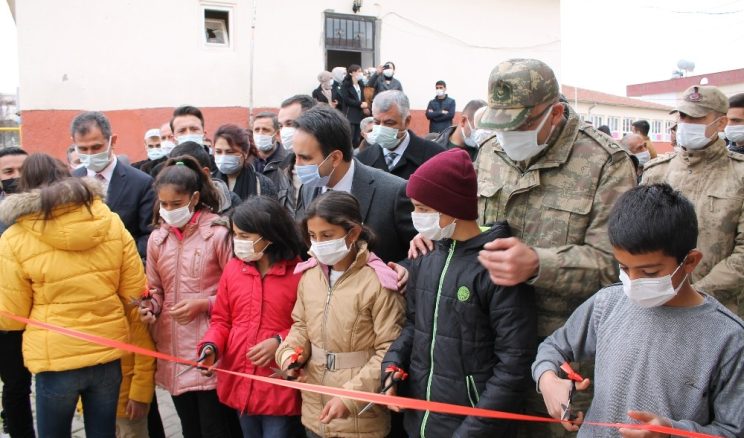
[293,105,416,264]
[71,111,155,259]
[357,90,446,180]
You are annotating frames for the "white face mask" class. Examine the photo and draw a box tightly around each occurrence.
[215,154,242,175]
[412,212,456,241]
[495,108,553,162]
[177,133,204,146]
[368,125,401,150]
[435,89,445,97]
[311,234,351,266]
[233,236,267,262]
[147,148,166,161]
[634,150,651,167]
[619,259,688,308]
[462,120,491,148]
[724,125,744,144]
[280,127,296,151]
[383,69,394,78]
[77,137,113,173]
[254,134,275,152]
[160,140,176,155]
[159,199,194,228]
[676,120,720,150]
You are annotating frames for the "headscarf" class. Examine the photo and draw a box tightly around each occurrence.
[318,71,333,102]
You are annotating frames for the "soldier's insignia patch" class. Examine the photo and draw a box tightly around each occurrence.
[457,286,471,302]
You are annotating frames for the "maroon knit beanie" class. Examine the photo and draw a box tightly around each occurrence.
[406,148,478,220]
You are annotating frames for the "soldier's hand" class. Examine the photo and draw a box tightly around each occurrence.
[478,237,539,286]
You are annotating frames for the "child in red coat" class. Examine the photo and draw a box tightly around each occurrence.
[198,196,305,438]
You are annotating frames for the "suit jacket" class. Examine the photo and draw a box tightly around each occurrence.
[297,160,416,263]
[356,130,446,180]
[73,161,155,258]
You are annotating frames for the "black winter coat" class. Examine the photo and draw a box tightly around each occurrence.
[383,223,537,438]
[341,80,366,124]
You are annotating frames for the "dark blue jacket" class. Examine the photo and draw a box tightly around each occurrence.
[383,223,537,438]
[426,95,456,133]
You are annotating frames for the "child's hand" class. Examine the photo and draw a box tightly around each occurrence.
[246,337,280,368]
[170,299,208,325]
[125,400,149,421]
[387,262,409,294]
[280,357,307,382]
[138,307,156,324]
[319,397,350,424]
[618,411,672,437]
[384,374,402,412]
[198,346,216,377]
[538,370,591,432]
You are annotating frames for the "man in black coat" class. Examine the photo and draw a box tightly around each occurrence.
[357,90,445,180]
[292,105,416,264]
[71,111,155,259]
[425,80,456,133]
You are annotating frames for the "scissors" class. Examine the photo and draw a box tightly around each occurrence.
[176,346,214,377]
[270,346,304,381]
[358,365,409,416]
[559,362,584,422]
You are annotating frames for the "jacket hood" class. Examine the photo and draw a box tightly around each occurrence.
[0,178,113,251]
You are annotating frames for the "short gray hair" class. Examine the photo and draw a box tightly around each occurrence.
[360,116,374,131]
[372,90,410,119]
[70,111,112,139]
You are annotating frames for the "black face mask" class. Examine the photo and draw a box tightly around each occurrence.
[1,178,19,194]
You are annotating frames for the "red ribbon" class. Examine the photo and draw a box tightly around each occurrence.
[0,311,721,438]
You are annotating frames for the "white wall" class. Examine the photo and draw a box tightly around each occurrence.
[17,0,561,111]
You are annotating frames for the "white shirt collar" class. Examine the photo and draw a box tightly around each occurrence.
[324,159,355,194]
[87,155,117,187]
[382,131,410,167]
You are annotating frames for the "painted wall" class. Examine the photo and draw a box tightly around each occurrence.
[15,0,561,159]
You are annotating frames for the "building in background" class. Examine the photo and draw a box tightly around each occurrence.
[562,84,675,152]
[7,0,561,160]
[627,68,744,107]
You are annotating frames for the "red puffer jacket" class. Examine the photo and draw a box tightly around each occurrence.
[199,257,302,415]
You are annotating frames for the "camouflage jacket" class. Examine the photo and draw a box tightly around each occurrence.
[475,106,637,336]
[642,139,744,316]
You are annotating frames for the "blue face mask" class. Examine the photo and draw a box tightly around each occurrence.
[177,133,204,146]
[295,154,334,187]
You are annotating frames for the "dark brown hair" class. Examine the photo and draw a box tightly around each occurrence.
[302,191,375,250]
[152,156,220,225]
[19,153,71,192]
[214,124,257,159]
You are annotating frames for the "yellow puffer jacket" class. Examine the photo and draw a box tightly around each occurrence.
[0,178,150,380]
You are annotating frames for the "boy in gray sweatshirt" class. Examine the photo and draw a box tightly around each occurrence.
[532,183,744,438]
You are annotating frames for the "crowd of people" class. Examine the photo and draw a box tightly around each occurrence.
[0,57,743,438]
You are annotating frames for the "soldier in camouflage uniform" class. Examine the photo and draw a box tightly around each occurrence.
[642,85,744,316]
[475,59,637,436]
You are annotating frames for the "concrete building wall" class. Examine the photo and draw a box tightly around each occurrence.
[15,0,561,160]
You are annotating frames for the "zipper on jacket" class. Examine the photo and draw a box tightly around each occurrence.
[420,241,456,438]
[466,375,480,408]
[172,239,184,387]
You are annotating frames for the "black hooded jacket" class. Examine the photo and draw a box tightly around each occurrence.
[383,222,537,438]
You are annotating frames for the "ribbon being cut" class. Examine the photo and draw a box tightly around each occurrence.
[0,310,722,438]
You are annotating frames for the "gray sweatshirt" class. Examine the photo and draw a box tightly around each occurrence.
[532,285,744,437]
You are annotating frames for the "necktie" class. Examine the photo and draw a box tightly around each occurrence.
[385,152,398,170]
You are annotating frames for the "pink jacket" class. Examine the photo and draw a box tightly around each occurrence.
[199,258,302,415]
[146,210,232,396]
